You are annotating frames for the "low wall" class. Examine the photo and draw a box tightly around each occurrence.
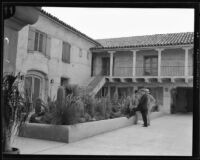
[20,123,69,142]
[19,112,165,143]
[67,116,135,143]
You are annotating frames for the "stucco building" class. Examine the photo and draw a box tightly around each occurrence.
[15,9,193,114]
[16,9,100,102]
[91,33,193,114]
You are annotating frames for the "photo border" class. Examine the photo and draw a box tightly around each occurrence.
[1,1,200,160]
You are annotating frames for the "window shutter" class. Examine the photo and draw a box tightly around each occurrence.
[66,42,71,63]
[62,42,71,63]
[46,35,51,59]
[62,42,66,62]
[42,34,47,56]
[27,26,35,53]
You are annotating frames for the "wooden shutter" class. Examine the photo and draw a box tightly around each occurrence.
[27,26,35,53]
[46,35,51,59]
[66,42,71,63]
[42,33,47,56]
[62,41,71,63]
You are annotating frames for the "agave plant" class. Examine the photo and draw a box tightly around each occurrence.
[2,73,31,153]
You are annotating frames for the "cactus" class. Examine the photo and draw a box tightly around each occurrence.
[56,86,66,114]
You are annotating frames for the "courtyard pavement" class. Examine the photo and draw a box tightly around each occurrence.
[12,114,192,156]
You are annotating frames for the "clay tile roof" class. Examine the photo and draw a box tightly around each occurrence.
[92,32,194,49]
[38,8,102,46]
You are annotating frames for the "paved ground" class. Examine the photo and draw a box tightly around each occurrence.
[13,114,192,156]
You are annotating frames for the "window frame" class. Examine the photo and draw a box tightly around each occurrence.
[34,30,46,55]
[143,55,158,76]
[24,74,42,102]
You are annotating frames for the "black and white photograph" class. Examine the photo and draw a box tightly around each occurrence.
[2,3,199,157]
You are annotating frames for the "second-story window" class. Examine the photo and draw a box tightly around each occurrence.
[62,41,71,63]
[144,56,158,76]
[34,30,46,53]
[28,26,51,58]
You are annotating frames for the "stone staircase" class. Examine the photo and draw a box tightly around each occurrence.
[82,75,106,97]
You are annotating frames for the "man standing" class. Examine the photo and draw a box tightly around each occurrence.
[146,89,156,126]
[132,88,149,127]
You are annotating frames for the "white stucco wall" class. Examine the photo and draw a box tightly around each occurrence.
[16,13,96,100]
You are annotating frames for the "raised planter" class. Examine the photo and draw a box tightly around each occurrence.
[20,123,69,142]
[19,112,164,143]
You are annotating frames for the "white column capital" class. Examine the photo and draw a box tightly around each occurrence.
[155,48,165,52]
[108,51,115,54]
[182,47,193,51]
[131,50,139,53]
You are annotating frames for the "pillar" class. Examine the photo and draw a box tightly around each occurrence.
[131,50,138,76]
[108,51,114,77]
[183,47,190,77]
[156,48,164,77]
[162,86,171,114]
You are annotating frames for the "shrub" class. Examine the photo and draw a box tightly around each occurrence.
[81,94,95,119]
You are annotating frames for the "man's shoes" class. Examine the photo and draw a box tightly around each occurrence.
[142,124,148,127]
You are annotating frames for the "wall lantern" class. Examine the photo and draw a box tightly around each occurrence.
[50,79,54,84]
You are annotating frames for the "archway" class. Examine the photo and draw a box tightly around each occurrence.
[24,70,48,103]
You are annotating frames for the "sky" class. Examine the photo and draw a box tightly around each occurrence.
[42,7,194,39]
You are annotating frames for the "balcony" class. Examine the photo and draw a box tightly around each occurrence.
[111,66,193,77]
[104,66,193,84]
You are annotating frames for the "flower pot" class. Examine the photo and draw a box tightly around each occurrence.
[3,147,20,154]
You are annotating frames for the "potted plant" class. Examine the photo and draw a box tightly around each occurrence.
[2,73,31,154]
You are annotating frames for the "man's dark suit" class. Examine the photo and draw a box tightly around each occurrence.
[133,94,148,127]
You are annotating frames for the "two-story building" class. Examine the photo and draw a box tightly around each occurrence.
[16,9,101,103]
[90,32,193,114]
[15,9,193,114]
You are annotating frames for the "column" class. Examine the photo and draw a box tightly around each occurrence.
[156,48,164,77]
[162,86,171,114]
[131,50,138,76]
[183,47,190,77]
[108,51,114,77]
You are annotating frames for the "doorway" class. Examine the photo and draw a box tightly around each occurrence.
[102,57,110,76]
[171,87,193,113]
[24,75,41,103]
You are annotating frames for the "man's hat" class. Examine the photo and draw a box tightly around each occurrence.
[140,88,149,93]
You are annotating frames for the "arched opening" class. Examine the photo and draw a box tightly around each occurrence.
[24,70,48,103]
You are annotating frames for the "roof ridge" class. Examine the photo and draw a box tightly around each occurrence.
[96,32,194,41]
[39,8,101,46]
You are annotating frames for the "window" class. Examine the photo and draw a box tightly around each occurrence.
[28,27,50,58]
[62,41,71,63]
[144,56,158,76]
[24,70,47,104]
[24,74,42,103]
[34,30,47,54]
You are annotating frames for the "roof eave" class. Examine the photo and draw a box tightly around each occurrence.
[90,43,194,52]
[39,9,102,47]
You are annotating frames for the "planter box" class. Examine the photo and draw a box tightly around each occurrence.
[19,112,164,143]
[20,123,69,142]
